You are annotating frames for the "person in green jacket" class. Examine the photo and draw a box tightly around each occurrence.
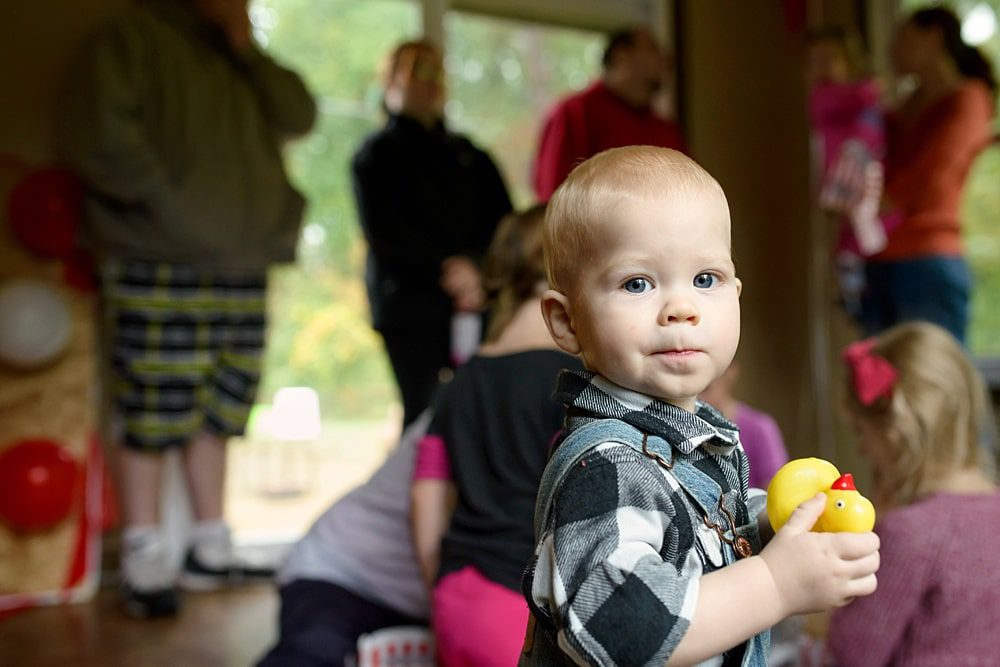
[57,0,316,619]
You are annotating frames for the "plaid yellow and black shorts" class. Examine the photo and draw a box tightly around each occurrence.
[101,260,267,452]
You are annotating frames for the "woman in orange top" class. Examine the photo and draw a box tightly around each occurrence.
[861,7,996,344]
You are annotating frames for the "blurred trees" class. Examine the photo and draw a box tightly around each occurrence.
[252,0,601,418]
[251,0,1000,424]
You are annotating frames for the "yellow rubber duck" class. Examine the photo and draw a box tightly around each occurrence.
[766,458,875,533]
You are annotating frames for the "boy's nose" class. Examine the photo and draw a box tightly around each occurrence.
[658,296,699,325]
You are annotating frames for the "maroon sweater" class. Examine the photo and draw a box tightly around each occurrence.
[532,81,685,201]
[828,492,1000,666]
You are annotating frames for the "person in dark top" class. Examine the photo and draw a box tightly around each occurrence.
[351,39,513,427]
[410,205,583,667]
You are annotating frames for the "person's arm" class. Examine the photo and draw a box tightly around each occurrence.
[670,494,879,665]
[536,444,878,667]
[199,0,316,138]
[410,433,455,591]
[411,479,455,591]
[238,48,317,138]
[885,85,993,210]
[536,445,729,665]
[533,101,588,201]
[827,512,932,667]
[55,23,174,210]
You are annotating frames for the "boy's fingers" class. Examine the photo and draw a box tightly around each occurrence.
[781,493,827,533]
[832,531,881,559]
[844,551,880,578]
[846,572,878,599]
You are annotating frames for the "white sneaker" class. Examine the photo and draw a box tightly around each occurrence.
[119,529,179,618]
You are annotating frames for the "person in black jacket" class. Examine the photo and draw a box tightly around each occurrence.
[351,39,513,427]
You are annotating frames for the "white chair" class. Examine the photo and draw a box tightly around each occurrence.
[355,625,435,667]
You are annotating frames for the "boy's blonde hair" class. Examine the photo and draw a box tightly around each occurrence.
[846,322,997,507]
[544,146,729,294]
[481,204,547,342]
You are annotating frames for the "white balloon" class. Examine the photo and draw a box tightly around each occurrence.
[0,280,73,370]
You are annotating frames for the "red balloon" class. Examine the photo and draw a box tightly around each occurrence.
[7,167,83,259]
[0,439,80,532]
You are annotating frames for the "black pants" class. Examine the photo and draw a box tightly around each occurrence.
[380,319,452,428]
[257,580,425,667]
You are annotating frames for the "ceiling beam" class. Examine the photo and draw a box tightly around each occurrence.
[448,0,657,32]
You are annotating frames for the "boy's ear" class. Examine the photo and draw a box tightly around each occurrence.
[540,289,582,356]
[735,277,742,297]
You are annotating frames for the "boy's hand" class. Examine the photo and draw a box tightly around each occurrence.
[759,493,880,616]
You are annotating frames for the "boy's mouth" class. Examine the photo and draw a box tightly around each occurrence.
[654,348,703,360]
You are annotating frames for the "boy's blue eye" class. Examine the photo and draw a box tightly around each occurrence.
[694,273,717,289]
[623,277,650,294]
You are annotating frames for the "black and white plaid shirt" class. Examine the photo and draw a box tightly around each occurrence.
[522,371,767,667]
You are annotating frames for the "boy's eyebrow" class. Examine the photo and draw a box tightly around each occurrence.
[695,254,736,269]
[608,253,735,267]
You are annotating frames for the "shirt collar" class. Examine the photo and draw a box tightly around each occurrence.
[386,113,447,137]
[555,369,740,456]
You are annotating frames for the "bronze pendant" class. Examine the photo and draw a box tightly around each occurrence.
[734,535,753,559]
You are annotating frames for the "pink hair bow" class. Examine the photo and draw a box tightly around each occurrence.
[843,339,897,406]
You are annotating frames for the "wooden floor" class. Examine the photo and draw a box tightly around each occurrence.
[0,583,278,666]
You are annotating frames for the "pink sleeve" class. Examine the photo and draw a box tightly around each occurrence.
[413,434,452,481]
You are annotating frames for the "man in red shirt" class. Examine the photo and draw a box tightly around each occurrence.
[532,27,686,201]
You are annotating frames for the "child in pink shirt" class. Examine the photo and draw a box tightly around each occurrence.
[805,27,897,318]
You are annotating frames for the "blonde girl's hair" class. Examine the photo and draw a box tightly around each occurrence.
[481,204,548,343]
[846,322,997,507]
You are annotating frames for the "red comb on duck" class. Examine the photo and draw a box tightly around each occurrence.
[831,473,856,491]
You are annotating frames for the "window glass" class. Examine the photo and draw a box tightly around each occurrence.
[445,13,604,206]
[227,0,419,542]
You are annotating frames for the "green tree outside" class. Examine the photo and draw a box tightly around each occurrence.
[251,1,601,419]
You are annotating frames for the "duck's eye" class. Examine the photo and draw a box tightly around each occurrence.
[835,500,846,509]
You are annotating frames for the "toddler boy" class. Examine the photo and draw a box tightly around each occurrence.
[521,146,880,666]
